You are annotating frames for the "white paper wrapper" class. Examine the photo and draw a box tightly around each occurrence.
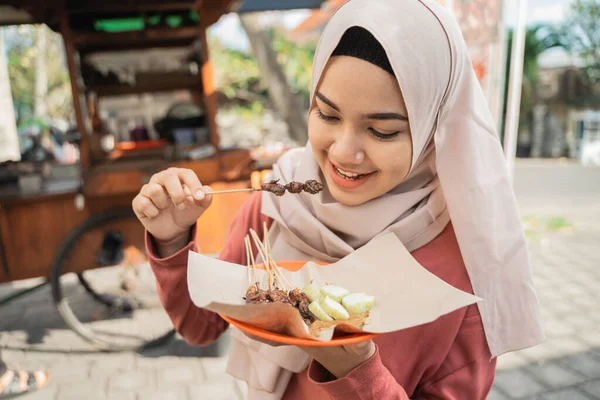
[188,233,481,341]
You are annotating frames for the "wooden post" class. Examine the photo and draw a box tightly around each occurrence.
[60,13,90,169]
[194,1,222,169]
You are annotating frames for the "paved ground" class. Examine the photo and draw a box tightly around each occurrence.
[0,160,599,400]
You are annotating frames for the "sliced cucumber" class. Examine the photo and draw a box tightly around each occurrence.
[309,299,333,321]
[320,285,349,303]
[341,293,375,314]
[321,296,350,320]
[301,283,320,303]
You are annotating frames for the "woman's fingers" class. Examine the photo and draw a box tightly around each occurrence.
[151,168,204,209]
[140,183,169,209]
[132,194,160,219]
[178,168,204,200]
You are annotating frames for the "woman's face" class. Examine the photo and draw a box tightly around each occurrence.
[309,56,413,206]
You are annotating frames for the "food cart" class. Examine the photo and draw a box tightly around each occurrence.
[0,0,295,350]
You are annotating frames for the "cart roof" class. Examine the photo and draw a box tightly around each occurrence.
[0,0,326,29]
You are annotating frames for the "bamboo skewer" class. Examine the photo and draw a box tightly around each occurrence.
[250,229,273,290]
[244,235,252,286]
[263,222,292,291]
[245,235,258,286]
[207,188,262,195]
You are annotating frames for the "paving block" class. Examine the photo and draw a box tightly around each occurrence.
[57,384,108,400]
[47,359,91,385]
[200,356,231,382]
[487,387,510,400]
[106,393,135,400]
[15,387,57,400]
[546,300,577,316]
[544,318,577,338]
[137,387,190,400]
[188,382,240,400]
[525,361,587,389]
[108,370,149,392]
[578,330,600,348]
[156,364,197,386]
[582,380,600,398]
[88,353,137,382]
[540,388,595,400]
[519,340,565,362]
[564,314,600,330]
[497,351,532,370]
[492,368,547,399]
[235,380,248,400]
[560,353,600,379]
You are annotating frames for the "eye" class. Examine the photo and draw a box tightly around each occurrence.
[369,128,400,141]
[315,109,339,122]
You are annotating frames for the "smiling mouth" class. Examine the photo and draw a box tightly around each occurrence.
[332,165,374,180]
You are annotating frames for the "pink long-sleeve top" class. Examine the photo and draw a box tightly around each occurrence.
[147,192,496,399]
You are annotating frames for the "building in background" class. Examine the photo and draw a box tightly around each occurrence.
[533,48,600,161]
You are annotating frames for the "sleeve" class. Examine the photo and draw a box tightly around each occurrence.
[307,305,496,399]
[307,347,411,400]
[147,192,269,346]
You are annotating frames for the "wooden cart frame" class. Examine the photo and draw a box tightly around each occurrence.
[0,0,263,351]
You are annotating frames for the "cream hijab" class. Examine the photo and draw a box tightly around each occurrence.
[226,1,544,398]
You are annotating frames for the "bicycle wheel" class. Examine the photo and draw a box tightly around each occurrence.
[50,208,175,351]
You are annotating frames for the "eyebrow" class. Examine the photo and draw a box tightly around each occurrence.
[362,112,408,121]
[315,91,408,121]
[315,92,339,112]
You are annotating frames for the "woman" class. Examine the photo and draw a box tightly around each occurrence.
[133,0,544,398]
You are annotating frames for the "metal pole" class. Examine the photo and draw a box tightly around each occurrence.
[503,0,528,182]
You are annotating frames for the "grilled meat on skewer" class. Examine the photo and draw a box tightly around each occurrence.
[245,287,317,324]
[245,285,269,304]
[289,288,317,323]
[285,181,305,194]
[260,180,287,196]
[260,179,324,196]
[303,180,324,195]
[267,288,291,304]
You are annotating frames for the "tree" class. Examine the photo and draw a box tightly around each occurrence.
[34,25,47,117]
[4,25,71,125]
[558,0,600,83]
[500,25,562,146]
[0,31,21,161]
[239,14,309,144]
[5,25,36,123]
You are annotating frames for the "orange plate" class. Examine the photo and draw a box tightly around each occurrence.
[219,260,379,347]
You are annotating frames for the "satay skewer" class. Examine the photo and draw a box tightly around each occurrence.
[207,188,261,195]
[249,229,274,290]
[245,235,258,286]
[245,236,251,286]
[263,222,292,291]
[198,180,324,196]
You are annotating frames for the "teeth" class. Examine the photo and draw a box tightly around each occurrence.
[334,166,363,180]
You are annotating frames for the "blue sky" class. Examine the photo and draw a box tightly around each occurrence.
[210,0,575,51]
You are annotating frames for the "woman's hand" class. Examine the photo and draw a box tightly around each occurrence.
[300,340,376,379]
[246,333,375,379]
[132,168,212,257]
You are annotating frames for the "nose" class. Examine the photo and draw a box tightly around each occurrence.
[329,130,364,167]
